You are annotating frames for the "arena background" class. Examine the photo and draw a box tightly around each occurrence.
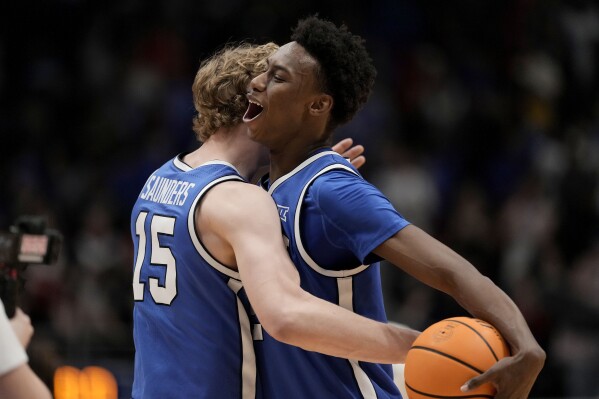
[1,0,598,397]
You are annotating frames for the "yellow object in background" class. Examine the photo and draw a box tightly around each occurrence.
[54,366,118,399]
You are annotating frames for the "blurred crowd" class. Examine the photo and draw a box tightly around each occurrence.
[1,0,598,397]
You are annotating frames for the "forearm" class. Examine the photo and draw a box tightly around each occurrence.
[241,254,419,363]
[448,272,542,355]
[416,249,543,357]
[269,290,419,363]
[450,272,546,397]
[375,225,544,358]
[233,233,419,362]
[0,364,52,399]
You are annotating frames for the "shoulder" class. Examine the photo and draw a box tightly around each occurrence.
[309,168,380,201]
[310,167,360,192]
[201,181,277,222]
[211,180,272,201]
[197,181,282,244]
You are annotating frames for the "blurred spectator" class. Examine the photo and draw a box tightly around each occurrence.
[372,143,440,232]
[550,243,599,397]
[0,303,52,399]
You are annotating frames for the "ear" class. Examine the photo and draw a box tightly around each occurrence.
[309,94,333,116]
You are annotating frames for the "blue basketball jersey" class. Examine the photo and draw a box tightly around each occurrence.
[256,150,410,399]
[131,155,261,399]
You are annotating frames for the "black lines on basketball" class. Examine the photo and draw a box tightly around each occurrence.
[405,382,494,399]
[446,319,499,361]
[404,317,509,398]
[409,346,484,374]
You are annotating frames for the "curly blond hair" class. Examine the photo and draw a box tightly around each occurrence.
[191,42,279,142]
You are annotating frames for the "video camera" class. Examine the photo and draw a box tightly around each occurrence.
[0,216,62,318]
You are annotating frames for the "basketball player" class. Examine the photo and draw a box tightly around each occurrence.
[130,42,420,399]
[244,16,546,399]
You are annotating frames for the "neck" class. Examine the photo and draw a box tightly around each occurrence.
[183,125,266,181]
[268,140,330,183]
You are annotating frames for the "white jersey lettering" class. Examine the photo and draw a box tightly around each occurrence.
[139,175,196,207]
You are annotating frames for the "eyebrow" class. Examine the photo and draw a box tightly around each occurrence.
[266,58,291,75]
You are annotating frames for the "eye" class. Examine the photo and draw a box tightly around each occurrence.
[273,75,285,82]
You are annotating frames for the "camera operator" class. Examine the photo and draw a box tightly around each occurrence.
[0,299,52,399]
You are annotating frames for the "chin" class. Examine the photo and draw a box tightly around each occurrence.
[246,127,264,144]
[245,126,256,138]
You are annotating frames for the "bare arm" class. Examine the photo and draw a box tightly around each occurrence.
[0,306,52,399]
[200,182,418,363]
[373,225,545,398]
[9,309,34,348]
[0,365,53,399]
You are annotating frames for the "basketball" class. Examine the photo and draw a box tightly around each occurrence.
[404,317,510,399]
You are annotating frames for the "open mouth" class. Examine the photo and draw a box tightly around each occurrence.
[243,100,264,122]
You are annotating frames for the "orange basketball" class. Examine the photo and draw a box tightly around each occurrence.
[404,317,510,399]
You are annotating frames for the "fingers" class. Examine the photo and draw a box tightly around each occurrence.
[331,138,366,169]
[342,144,365,161]
[15,308,31,324]
[331,138,353,154]
[350,155,366,169]
[341,144,366,169]
[461,368,495,393]
[461,369,528,399]
[10,307,34,348]
[461,353,540,399]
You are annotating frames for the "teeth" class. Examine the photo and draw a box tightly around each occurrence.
[243,100,264,121]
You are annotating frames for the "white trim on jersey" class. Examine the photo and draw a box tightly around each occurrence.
[268,151,339,194]
[173,156,243,176]
[252,324,263,341]
[337,277,354,311]
[227,279,258,399]
[187,175,244,280]
[349,361,378,398]
[270,153,380,397]
[337,278,378,399]
[200,160,242,175]
[173,156,193,171]
[294,164,370,277]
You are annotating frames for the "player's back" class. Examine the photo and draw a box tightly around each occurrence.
[131,155,259,399]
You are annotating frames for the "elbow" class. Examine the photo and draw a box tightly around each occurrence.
[259,306,302,344]
[537,347,547,363]
[525,345,547,365]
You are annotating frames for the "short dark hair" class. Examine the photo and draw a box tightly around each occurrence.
[291,16,377,131]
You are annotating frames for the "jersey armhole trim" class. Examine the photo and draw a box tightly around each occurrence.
[187,175,244,280]
[268,151,339,194]
[294,164,370,277]
[174,155,243,176]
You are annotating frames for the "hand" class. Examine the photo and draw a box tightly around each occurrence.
[461,347,546,399]
[9,308,34,348]
[332,138,366,169]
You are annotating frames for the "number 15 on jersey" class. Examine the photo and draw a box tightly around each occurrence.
[133,212,178,305]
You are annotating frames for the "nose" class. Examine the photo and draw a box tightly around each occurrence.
[249,71,266,93]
